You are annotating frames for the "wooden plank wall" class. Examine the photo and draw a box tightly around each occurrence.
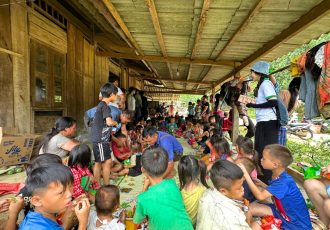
[94,55,110,101]
[0,0,14,128]
[83,39,95,112]
[11,1,31,133]
[28,10,67,53]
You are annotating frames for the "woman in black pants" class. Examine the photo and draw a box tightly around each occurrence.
[246,61,279,183]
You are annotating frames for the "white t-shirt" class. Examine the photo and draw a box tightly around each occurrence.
[87,211,125,230]
[256,80,277,122]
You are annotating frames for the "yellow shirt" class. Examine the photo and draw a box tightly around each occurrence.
[181,185,206,225]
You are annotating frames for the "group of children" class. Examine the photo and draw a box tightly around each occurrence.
[0,82,320,230]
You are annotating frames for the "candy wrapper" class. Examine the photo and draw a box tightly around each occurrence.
[260,215,282,230]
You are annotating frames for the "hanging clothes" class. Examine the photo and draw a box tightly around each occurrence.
[305,42,327,80]
[318,42,330,118]
[299,70,320,120]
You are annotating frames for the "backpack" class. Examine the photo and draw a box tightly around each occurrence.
[275,97,289,126]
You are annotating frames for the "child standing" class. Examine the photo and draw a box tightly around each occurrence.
[196,160,258,229]
[178,155,208,226]
[91,83,118,185]
[87,185,125,230]
[133,146,193,230]
[68,144,100,200]
[238,144,312,230]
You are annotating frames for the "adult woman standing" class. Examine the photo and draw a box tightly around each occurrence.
[246,61,278,183]
[38,117,79,161]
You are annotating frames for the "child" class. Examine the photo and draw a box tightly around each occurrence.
[235,157,257,203]
[196,160,258,230]
[91,83,118,185]
[166,116,178,135]
[197,122,210,147]
[87,185,125,230]
[112,133,132,162]
[115,141,143,177]
[236,137,260,179]
[133,146,193,230]
[19,164,90,230]
[178,155,208,226]
[68,144,100,200]
[195,100,202,119]
[222,112,232,137]
[213,137,233,161]
[238,144,312,230]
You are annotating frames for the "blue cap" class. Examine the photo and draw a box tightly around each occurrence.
[251,61,270,75]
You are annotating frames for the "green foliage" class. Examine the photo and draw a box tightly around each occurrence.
[179,94,202,105]
[270,33,330,90]
[287,140,330,173]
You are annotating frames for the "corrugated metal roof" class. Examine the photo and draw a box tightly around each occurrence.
[73,0,330,93]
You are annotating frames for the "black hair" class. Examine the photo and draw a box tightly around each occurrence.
[128,87,136,94]
[26,164,73,196]
[202,122,210,132]
[68,144,91,168]
[178,155,209,190]
[141,146,168,177]
[142,126,158,138]
[95,185,120,215]
[114,132,127,139]
[210,133,223,145]
[213,137,231,157]
[108,73,120,84]
[287,77,301,113]
[126,123,135,132]
[253,71,269,97]
[26,153,62,176]
[121,110,135,122]
[188,102,192,105]
[38,117,76,153]
[197,99,201,103]
[210,160,243,190]
[239,138,261,174]
[100,82,118,98]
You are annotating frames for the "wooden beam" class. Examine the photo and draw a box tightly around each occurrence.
[215,0,330,86]
[102,0,143,55]
[145,86,210,91]
[146,0,173,80]
[0,47,22,57]
[130,74,213,85]
[146,90,205,95]
[187,0,211,81]
[97,50,238,67]
[195,0,265,89]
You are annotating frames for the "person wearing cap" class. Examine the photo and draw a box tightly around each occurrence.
[245,61,279,184]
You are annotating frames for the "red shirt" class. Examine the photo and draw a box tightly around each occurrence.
[70,165,99,198]
[222,118,233,131]
[112,141,131,160]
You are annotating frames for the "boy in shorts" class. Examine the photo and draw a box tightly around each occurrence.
[91,83,118,185]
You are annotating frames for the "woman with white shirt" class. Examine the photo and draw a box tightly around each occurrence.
[246,61,279,183]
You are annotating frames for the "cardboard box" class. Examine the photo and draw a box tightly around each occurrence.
[0,127,37,167]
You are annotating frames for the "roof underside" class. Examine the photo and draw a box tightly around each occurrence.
[66,0,330,94]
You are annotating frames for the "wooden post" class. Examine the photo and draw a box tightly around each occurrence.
[211,85,215,112]
[231,103,239,144]
[11,1,31,133]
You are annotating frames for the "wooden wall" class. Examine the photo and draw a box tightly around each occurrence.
[11,1,31,133]
[0,0,14,128]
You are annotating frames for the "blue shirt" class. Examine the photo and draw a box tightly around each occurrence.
[156,131,183,161]
[266,171,312,230]
[86,105,122,122]
[19,211,63,230]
